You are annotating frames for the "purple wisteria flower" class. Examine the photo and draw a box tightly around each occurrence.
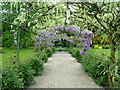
[54,25,64,30]
[79,38,89,42]
[50,28,55,31]
[81,43,91,49]
[84,40,92,45]
[46,42,54,46]
[80,49,87,55]
[33,25,94,55]
[87,30,94,38]
[81,30,94,38]
[66,25,81,36]
[62,37,68,40]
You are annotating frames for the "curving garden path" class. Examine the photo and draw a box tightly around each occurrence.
[29,51,100,88]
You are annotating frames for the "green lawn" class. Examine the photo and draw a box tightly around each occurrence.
[1,47,36,65]
[88,49,111,55]
[72,47,118,58]
[88,49,118,60]
[1,47,118,65]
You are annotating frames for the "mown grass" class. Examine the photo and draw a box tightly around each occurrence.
[1,47,118,65]
[88,49,111,55]
[88,49,118,59]
[1,47,36,65]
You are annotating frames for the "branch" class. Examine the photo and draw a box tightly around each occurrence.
[72,14,86,20]
[94,14,112,35]
[38,16,65,28]
[71,14,113,35]
[22,5,56,25]
[71,15,106,33]
[28,5,57,13]
[0,20,29,30]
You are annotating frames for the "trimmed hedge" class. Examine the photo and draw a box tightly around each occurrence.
[2,48,56,90]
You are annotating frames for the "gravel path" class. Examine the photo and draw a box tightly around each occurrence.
[29,51,100,88]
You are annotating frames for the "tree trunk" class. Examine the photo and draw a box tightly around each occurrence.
[108,39,116,88]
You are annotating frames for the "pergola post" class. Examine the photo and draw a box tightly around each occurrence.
[13,29,20,63]
[66,2,70,26]
[17,29,20,62]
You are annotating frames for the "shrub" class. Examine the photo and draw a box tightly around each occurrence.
[68,48,82,62]
[104,45,110,49]
[2,47,55,89]
[29,56,44,76]
[51,47,56,53]
[17,61,35,86]
[69,48,77,57]
[46,48,53,57]
[2,65,24,90]
[99,46,103,49]
[69,48,110,87]
[39,51,48,63]
[81,53,109,86]
[37,48,55,63]
[115,69,120,88]
[94,45,99,49]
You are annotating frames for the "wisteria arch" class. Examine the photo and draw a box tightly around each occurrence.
[32,25,94,55]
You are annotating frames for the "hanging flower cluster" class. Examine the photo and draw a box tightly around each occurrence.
[79,30,94,54]
[53,33,75,42]
[50,25,94,55]
[50,25,64,31]
[32,25,94,55]
[32,30,56,50]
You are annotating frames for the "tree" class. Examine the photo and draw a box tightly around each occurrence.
[71,2,120,87]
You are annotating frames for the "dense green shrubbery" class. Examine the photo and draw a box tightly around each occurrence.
[69,48,82,62]
[46,48,56,57]
[46,49,53,57]
[115,69,120,88]
[36,51,48,63]
[2,48,56,89]
[2,65,24,90]
[36,48,56,63]
[17,61,35,86]
[81,53,110,86]
[30,56,44,76]
[69,48,110,87]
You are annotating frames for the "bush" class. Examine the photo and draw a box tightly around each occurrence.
[46,49,53,57]
[94,45,99,49]
[51,47,56,53]
[69,48,77,57]
[2,65,24,90]
[104,45,110,49]
[2,47,55,89]
[69,48,110,87]
[115,69,120,88]
[38,51,48,63]
[36,48,55,63]
[17,61,35,86]
[69,48,82,62]
[81,53,109,86]
[2,56,44,89]
[30,56,44,76]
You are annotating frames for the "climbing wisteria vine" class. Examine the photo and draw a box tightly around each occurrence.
[32,25,94,55]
